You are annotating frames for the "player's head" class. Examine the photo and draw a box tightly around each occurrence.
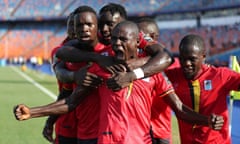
[66,13,75,39]
[111,21,139,61]
[179,34,206,80]
[73,6,98,45]
[98,3,127,45]
[136,17,159,41]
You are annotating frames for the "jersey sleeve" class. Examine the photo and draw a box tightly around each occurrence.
[153,72,174,97]
[221,67,240,91]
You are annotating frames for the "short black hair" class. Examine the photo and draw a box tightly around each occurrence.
[115,21,139,37]
[66,6,97,27]
[99,3,127,19]
[136,17,156,24]
[72,5,97,15]
[179,34,206,54]
[136,17,159,31]
[67,5,97,20]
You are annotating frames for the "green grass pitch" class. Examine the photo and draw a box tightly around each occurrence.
[0,66,180,144]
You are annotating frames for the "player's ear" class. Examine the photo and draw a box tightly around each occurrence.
[137,37,140,47]
[202,53,206,63]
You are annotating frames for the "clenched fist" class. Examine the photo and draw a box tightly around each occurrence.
[13,104,31,121]
[208,113,224,130]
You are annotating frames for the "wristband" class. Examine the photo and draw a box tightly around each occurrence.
[133,68,144,79]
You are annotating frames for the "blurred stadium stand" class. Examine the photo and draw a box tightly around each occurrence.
[0,0,239,66]
[1,0,239,20]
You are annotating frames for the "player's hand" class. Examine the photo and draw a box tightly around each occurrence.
[13,104,31,120]
[74,66,103,88]
[82,72,103,88]
[42,122,54,143]
[106,72,135,91]
[208,113,224,130]
[104,63,128,74]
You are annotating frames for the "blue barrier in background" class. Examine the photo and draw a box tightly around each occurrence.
[0,59,7,67]
[231,100,240,144]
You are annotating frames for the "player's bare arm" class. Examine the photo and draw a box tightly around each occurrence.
[54,61,75,83]
[13,68,101,121]
[107,45,173,91]
[163,92,224,130]
[13,85,92,121]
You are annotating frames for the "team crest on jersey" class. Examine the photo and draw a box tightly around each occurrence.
[204,80,212,90]
[101,52,109,56]
[137,48,144,55]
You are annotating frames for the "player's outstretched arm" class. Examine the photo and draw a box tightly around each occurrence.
[13,99,68,121]
[56,43,115,67]
[55,41,132,72]
[163,92,224,130]
[13,85,95,121]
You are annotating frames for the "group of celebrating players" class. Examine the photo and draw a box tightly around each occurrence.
[14,3,240,144]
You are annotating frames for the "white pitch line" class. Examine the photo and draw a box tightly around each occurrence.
[11,66,57,100]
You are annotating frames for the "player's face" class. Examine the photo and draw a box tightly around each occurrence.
[138,22,159,41]
[98,11,125,45]
[67,15,75,39]
[111,25,138,61]
[179,44,205,80]
[74,12,98,44]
